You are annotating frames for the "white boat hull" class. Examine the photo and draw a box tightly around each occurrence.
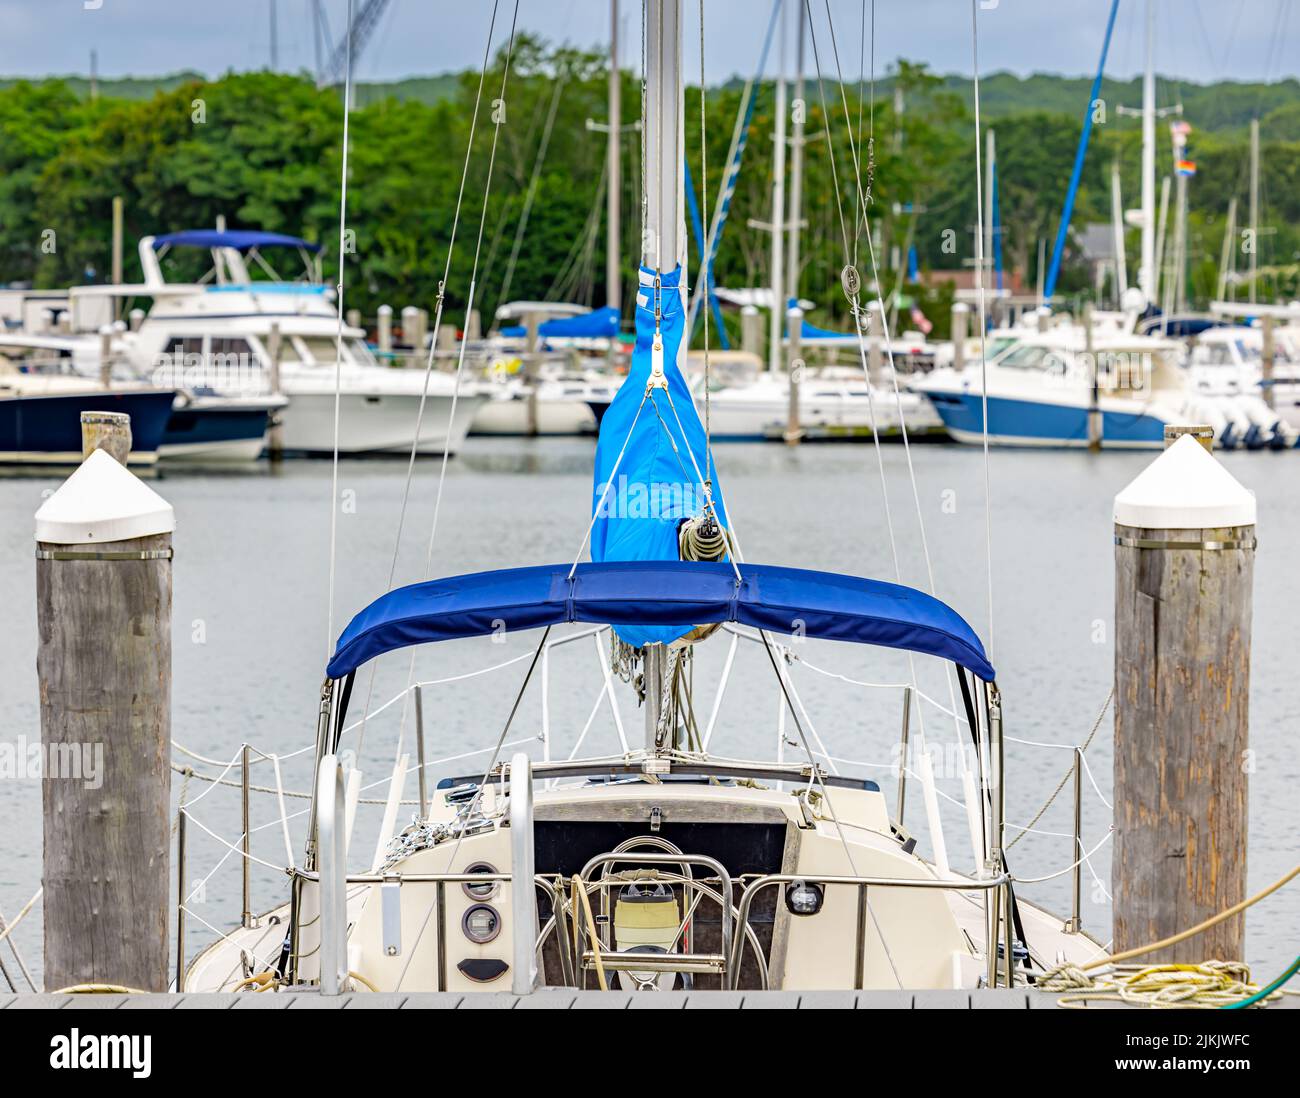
[471,395,597,436]
[277,388,484,455]
[705,385,944,441]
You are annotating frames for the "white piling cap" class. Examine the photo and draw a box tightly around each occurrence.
[1114,433,1256,529]
[35,448,175,545]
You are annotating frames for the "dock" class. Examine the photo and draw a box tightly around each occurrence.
[4,990,1297,1010]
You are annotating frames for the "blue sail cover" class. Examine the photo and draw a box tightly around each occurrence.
[500,306,620,340]
[590,265,729,646]
[327,561,995,682]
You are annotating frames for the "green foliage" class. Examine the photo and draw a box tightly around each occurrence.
[2,54,1297,330]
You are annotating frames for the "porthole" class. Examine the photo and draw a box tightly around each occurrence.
[462,904,502,944]
[462,862,499,901]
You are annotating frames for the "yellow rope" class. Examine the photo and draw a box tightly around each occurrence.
[51,983,149,995]
[348,970,380,993]
[1037,862,1299,1009]
[1040,961,1280,1010]
[1083,862,1299,971]
[570,874,608,991]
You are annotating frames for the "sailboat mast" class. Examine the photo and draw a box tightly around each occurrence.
[1249,117,1259,304]
[1110,159,1128,301]
[785,4,804,304]
[643,0,686,307]
[1138,0,1156,306]
[641,0,685,749]
[767,1,787,373]
[984,129,996,282]
[607,1,622,312]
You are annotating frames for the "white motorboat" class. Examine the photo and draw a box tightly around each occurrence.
[470,365,617,436]
[705,368,944,442]
[1187,325,1297,447]
[0,329,285,463]
[916,329,1227,448]
[77,230,485,457]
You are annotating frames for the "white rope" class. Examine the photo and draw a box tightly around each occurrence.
[1078,750,1113,811]
[0,887,41,949]
[1014,829,1114,884]
[326,0,355,659]
[568,391,649,578]
[179,905,281,980]
[701,630,738,749]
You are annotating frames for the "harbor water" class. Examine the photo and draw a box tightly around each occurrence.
[0,439,1294,986]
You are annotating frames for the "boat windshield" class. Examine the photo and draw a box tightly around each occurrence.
[288,332,361,366]
[996,343,1065,371]
[983,336,1019,360]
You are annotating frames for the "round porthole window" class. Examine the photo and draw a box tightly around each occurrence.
[461,862,499,901]
[462,904,502,944]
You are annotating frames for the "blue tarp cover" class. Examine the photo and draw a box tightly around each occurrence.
[799,315,856,342]
[152,230,321,253]
[500,305,620,340]
[782,298,856,342]
[326,560,995,682]
[590,265,729,645]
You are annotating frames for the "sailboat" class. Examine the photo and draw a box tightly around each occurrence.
[183,0,1100,996]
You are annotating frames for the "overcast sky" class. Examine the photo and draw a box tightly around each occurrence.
[0,0,1294,85]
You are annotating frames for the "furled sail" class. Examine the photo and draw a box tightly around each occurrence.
[589,264,729,646]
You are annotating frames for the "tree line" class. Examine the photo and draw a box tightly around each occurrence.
[2,36,1297,342]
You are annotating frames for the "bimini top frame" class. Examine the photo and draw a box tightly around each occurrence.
[325,560,996,682]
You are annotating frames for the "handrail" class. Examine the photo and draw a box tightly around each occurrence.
[509,752,537,995]
[728,871,1012,990]
[316,752,348,995]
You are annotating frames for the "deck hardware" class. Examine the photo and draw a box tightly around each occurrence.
[381,875,402,956]
[649,806,662,832]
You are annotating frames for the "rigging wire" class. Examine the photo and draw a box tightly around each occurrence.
[354,0,507,760]
[325,0,355,660]
[970,0,995,657]
[498,69,570,306]
[394,0,523,737]
[802,1,975,842]
[699,0,712,485]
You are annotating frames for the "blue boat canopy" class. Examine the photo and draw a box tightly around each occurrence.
[326,560,995,682]
[152,230,322,253]
[500,305,620,340]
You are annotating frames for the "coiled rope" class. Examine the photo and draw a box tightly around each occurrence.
[1039,862,1300,1008]
[1039,961,1280,1010]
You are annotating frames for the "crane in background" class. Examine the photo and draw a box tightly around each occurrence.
[311,0,393,90]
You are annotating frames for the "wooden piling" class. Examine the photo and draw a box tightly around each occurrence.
[1261,314,1275,411]
[950,302,968,373]
[79,410,131,464]
[266,323,284,459]
[865,301,884,388]
[1112,433,1254,962]
[35,418,175,991]
[740,305,763,361]
[524,312,541,436]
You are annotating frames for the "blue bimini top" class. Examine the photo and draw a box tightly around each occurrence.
[326,559,995,683]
